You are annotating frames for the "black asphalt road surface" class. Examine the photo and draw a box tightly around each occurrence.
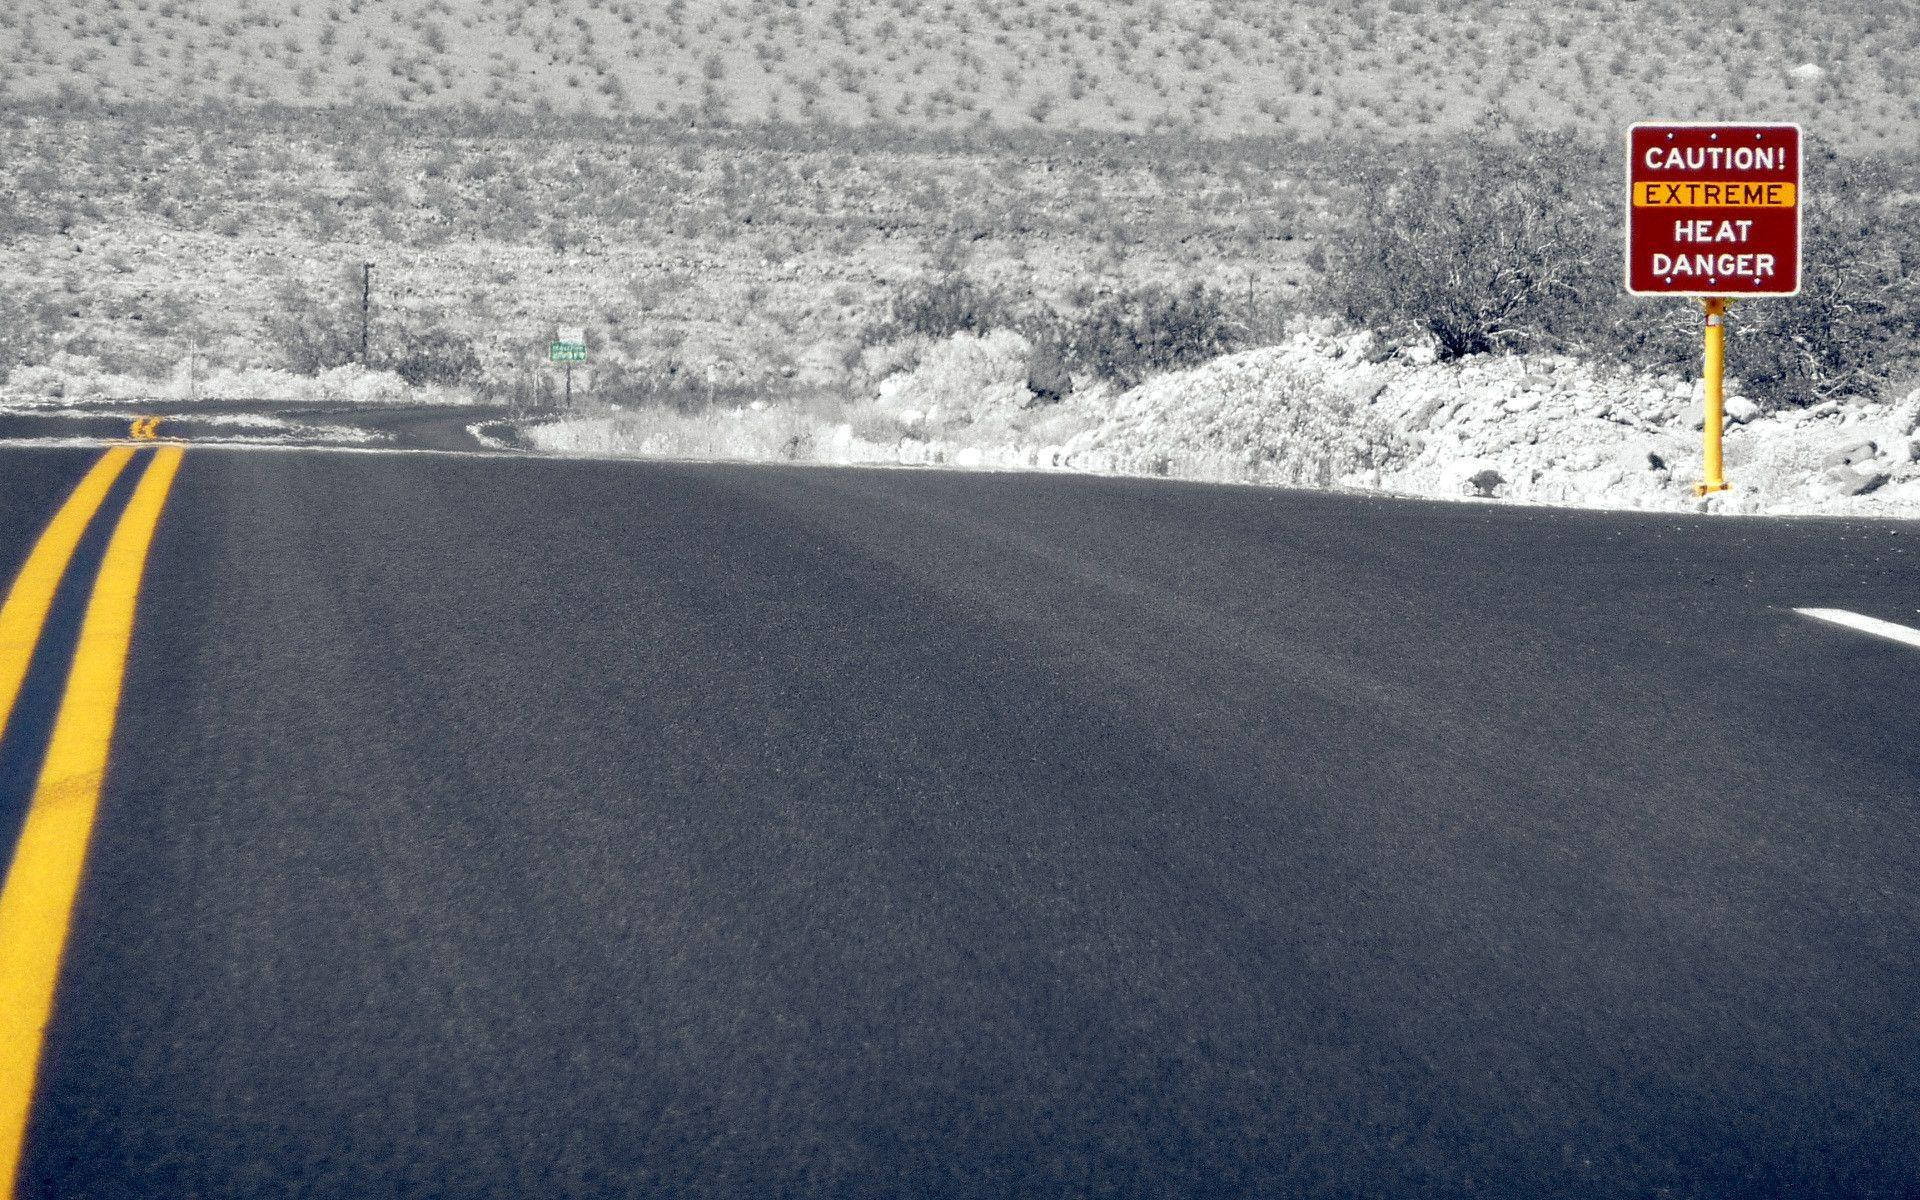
[4,445,1918,1198]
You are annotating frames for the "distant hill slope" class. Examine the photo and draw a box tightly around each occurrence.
[1,0,1915,149]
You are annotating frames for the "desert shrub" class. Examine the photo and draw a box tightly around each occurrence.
[265,272,480,385]
[1467,468,1505,498]
[870,273,1247,389]
[1707,159,1920,406]
[870,271,1018,342]
[1583,155,1920,406]
[1025,335,1072,403]
[1056,281,1245,387]
[1317,130,1614,361]
[264,275,362,374]
[1321,131,1920,407]
[593,359,761,415]
[381,317,482,385]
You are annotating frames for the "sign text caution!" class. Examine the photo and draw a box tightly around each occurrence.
[1625,122,1802,297]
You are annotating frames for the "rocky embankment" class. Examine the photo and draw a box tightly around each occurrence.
[855,325,1920,518]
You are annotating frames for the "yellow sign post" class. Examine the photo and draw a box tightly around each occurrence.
[1696,297,1730,495]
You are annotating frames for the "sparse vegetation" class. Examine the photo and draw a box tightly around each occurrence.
[0,0,1912,146]
[264,265,480,386]
[871,272,1250,389]
[2,1,1918,422]
[1318,131,1920,408]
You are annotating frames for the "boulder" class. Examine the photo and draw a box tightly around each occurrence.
[1892,392,1920,436]
[1406,393,1447,430]
[1819,440,1877,469]
[1400,339,1440,366]
[1819,465,1888,497]
[1725,396,1761,424]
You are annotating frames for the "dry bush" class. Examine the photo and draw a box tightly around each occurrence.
[1320,131,1920,407]
[1044,282,1248,388]
[1317,130,1614,360]
[872,271,1250,389]
[1714,156,1920,405]
[868,272,1019,343]
[265,267,481,385]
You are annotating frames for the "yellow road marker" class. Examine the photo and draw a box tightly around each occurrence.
[0,446,184,1196]
[128,417,161,441]
[0,449,138,743]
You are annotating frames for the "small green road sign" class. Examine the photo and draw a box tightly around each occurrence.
[550,342,587,363]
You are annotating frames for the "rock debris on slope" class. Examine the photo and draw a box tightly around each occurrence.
[871,325,1920,517]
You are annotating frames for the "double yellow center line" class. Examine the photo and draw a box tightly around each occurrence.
[0,446,185,1196]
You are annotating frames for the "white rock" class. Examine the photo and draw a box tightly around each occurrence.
[1893,394,1920,435]
[1725,396,1761,424]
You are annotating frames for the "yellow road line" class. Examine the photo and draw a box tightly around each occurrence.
[0,449,138,744]
[0,446,184,1196]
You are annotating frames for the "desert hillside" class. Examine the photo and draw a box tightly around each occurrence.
[1,0,1915,148]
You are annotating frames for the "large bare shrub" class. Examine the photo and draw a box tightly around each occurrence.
[1317,131,1614,360]
[1714,156,1920,405]
[265,266,480,385]
[1320,132,1920,407]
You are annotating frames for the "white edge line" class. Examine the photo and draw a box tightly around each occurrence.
[1792,608,1920,651]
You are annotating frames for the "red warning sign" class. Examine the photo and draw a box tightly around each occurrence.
[1626,122,1802,297]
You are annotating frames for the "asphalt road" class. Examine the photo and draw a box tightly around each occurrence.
[3,443,1918,1198]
